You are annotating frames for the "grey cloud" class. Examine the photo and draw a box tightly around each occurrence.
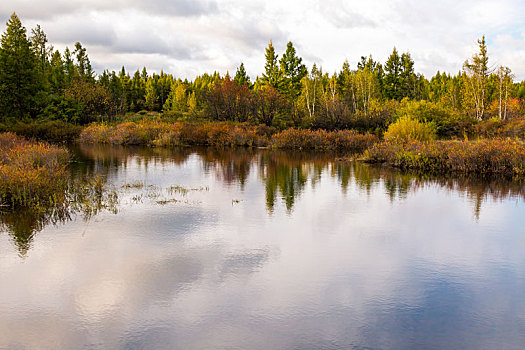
[134,0,218,17]
[316,0,376,29]
[0,0,78,21]
[112,30,191,58]
[0,0,218,21]
[46,21,116,47]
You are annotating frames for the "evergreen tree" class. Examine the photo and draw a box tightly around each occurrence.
[49,50,65,93]
[261,41,284,90]
[234,62,250,87]
[399,52,416,99]
[0,13,40,118]
[280,41,307,100]
[30,24,49,78]
[63,47,76,83]
[383,48,402,100]
[74,42,94,81]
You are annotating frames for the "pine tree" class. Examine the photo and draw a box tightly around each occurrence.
[261,41,284,90]
[0,13,40,119]
[30,24,48,78]
[74,42,94,82]
[63,47,76,83]
[49,50,65,93]
[383,48,402,100]
[280,41,307,100]
[234,62,250,87]
[399,52,416,99]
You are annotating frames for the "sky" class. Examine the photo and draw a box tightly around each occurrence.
[1,0,525,80]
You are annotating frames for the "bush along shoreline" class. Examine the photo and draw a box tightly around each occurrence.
[79,121,379,153]
[364,139,525,178]
[0,133,70,207]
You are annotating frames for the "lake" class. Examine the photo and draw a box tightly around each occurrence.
[1,144,525,349]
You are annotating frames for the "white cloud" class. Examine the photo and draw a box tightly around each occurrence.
[1,0,525,79]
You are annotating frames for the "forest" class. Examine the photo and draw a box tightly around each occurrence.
[1,12,525,141]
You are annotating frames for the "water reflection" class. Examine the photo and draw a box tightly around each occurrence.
[2,144,525,349]
[3,144,525,256]
[0,177,118,256]
[71,144,525,218]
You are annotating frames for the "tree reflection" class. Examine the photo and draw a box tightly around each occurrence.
[6,144,523,256]
[67,145,525,218]
[0,176,118,257]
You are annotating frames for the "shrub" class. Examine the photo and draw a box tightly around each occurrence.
[474,118,525,139]
[395,99,473,138]
[79,121,273,148]
[9,120,83,143]
[272,128,378,152]
[365,138,525,177]
[384,115,436,143]
[0,133,70,207]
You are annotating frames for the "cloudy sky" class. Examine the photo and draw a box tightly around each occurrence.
[1,0,525,80]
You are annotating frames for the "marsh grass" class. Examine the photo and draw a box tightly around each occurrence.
[0,133,70,207]
[271,128,378,152]
[79,121,378,153]
[365,139,525,177]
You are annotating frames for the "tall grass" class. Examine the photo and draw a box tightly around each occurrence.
[365,139,525,177]
[80,121,274,147]
[271,128,378,152]
[79,121,378,153]
[0,133,70,207]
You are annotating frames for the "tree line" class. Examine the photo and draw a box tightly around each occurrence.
[1,12,524,134]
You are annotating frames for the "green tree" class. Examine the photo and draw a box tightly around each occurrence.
[163,80,188,113]
[280,41,307,99]
[279,41,307,124]
[234,62,251,87]
[49,50,65,93]
[383,48,402,100]
[399,52,416,98]
[30,24,49,78]
[73,42,94,82]
[0,13,40,119]
[260,41,284,90]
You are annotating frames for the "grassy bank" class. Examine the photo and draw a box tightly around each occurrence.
[365,139,525,177]
[0,133,70,206]
[79,121,379,152]
[1,120,83,143]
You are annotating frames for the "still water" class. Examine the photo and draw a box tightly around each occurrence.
[1,144,525,349]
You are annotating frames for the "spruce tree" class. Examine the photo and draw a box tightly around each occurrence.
[280,41,307,100]
[383,48,402,100]
[260,41,283,90]
[234,62,250,87]
[0,13,40,119]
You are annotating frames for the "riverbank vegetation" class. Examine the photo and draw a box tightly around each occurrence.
[365,139,525,177]
[79,121,378,152]
[0,133,69,206]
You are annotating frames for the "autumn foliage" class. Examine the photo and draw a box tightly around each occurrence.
[80,121,378,153]
[365,139,525,177]
[0,133,69,206]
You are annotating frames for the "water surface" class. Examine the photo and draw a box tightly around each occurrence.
[1,145,525,349]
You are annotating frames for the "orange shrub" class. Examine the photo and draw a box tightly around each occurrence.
[79,121,273,148]
[272,128,378,152]
[365,139,525,177]
[0,133,70,206]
